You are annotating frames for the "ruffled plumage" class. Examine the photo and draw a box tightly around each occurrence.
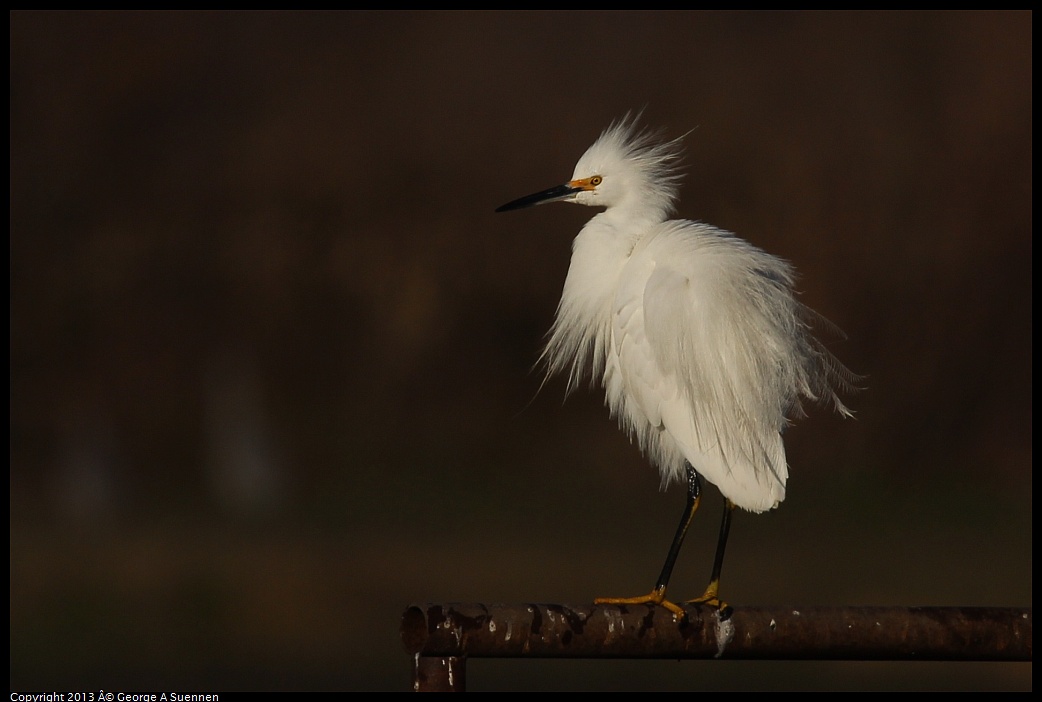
[540,118,854,512]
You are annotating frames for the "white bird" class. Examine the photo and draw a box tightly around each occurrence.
[496,117,855,619]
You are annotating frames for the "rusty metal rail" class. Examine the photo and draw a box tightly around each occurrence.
[401,602,1032,691]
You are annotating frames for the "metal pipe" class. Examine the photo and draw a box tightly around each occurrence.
[411,653,466,692]
[402,603,1032,662]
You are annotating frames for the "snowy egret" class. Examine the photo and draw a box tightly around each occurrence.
[496,117,854,620]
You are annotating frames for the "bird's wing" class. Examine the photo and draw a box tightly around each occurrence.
[627,228,790,511]
[608,254,675,431]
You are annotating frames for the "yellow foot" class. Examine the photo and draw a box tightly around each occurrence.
[594,588,688,619]
[684,584,733,620]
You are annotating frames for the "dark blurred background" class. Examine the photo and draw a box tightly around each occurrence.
[10,11,1031,691]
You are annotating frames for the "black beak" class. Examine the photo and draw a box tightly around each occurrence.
[495,183,582,213]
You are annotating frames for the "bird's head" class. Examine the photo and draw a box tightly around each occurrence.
[496,116,685,222]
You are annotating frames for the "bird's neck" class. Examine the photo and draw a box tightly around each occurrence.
[583,206,663,253]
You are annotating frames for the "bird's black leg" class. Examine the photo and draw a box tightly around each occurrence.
[594,463,702,620]
[653,463,702,593]
[686,497,736,620]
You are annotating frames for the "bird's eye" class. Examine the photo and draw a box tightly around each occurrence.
[590,176,603,186]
